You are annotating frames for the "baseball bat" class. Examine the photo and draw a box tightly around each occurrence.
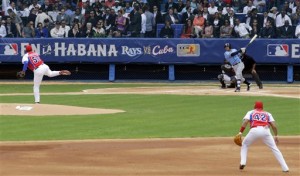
[245,34,258,49]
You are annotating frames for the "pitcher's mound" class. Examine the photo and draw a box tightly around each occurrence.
[0,103,125,116]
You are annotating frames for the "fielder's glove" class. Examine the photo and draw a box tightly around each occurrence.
[234,133,243,146]
[16,71,26,79]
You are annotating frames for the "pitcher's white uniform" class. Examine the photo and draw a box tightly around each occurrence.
[21,45,70,103]
[240,104,289,172]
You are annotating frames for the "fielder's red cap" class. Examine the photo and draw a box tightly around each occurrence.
[25,45,32,52]
[254,101,263,110]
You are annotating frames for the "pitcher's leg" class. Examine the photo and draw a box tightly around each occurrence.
[263,135,289,171]
[33,72,44,103]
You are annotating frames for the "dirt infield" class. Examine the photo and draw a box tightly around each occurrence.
[0,84,299,175]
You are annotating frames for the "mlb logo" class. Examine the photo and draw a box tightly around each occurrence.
[267,44,289,57]
[0,43,18,55]
[177,44,200,57]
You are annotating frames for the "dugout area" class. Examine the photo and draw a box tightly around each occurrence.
[0,63,299,82]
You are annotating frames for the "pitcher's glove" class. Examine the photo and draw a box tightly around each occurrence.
[234,133,243,146]
[16,71,26,79]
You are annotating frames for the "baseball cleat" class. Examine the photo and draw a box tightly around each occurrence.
[259,85,263,89]
[283,170,289,173]
[247,83,251,91]
[59,70,71,75]
[235,88,240,92]
[239,165,246,170]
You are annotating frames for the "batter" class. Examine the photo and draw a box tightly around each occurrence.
[20,45,71,103]
[237,101,289,172]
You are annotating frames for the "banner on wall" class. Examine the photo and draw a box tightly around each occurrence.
[0,38,299,64]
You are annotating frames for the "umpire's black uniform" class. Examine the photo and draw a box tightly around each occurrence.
[241,54,263,89]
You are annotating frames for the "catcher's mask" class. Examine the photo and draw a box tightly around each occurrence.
[254,101,263,109]
[25,45,32,52]
[224,43,231,49]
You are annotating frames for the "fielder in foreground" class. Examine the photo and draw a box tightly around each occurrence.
[236,101,289,172]
[19,45,71,104]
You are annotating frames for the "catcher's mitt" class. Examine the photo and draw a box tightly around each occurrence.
[16,71,26,79]
[221,64,232,71]
[234,133,242,146]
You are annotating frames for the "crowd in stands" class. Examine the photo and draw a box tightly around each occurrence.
[0,0,299,39]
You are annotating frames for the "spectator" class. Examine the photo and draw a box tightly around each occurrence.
[262,11,275,28]
[181,6,194,24]
[60,20,71,37]
[220,19,233,38]
[40,0,53,13]
[124,2,133,14]
[253,0,266,13]
[43,19,53,37]
[234,18,252,38]
[201,20,214,38]
[159,20,174,38]
[282,1,293,16]
[0,20,7,38]
[5,1,17,16]
[242,1,256,14]
[105,0,115,8]
[27,7,38,25]
[35,9,53,28]
[56,8,71,26]
[35,22,49,38]
[22,21,35,38]
[222,4,235,15]
[192,10,205,38]
[86,10,99,28]
[260,20,275,38]
[140,7,146,38]
[278,20,294,38]
[115,9,127,34]
[295,23,300,38]
[291,7,300,26]
[208,1,218,15]
[181,1,195,15]
[106,9,117,32]
[268,6,279,20]
[143,5,154,38]
[70,8,86,27]
[210,12,223,37]
[82,22,95,37]
[112,0,122,12]
[190,0,199,10]
[4,17,18,37]
[180,19,194,38]
[50,22,65,38]
[250,19,260,37]
[164,8,180,24]
[68,23,82,37]
[128,5,142,37]
[202,7,210,20]
[48,4,60,23]
[177,0,185,14]
[249,8,263,29]
[93,20,106,37]
[224,9,236,27]
[165,0,179,13]
[7,9,22,37]
[28,0,41,11]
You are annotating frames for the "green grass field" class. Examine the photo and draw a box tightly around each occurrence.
[0,83,299,141]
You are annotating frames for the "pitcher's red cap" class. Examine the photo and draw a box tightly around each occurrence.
[25,45,32,52]
[254,101,263,109]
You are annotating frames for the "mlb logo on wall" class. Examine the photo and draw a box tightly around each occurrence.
[177,44,200,57]
[0,43,18,55]
[267,44,289,57]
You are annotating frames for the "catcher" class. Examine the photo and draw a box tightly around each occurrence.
[217,63,251,90]
[19,44,71,104]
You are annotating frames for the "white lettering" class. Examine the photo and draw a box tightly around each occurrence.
[108,45,118,56]
[291,44,300,58]
[55,43,66,56]
[121,46,142,56]
[67,44,76,56]
[152,45,174,56]
[87,45,97,56]
[97,45,106,56]
[78,44,86,56]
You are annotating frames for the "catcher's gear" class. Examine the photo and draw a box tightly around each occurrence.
[16,71,26,79]
[221,64,232,71]
[234,133,243,146]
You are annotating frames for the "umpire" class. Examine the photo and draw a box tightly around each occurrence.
[241,53,263,89]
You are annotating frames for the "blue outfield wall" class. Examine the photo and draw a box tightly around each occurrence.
[0,38,299,82]
[0,38,299,64]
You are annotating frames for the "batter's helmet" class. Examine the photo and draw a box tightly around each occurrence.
[224,43,231,49]
[254,101,263,109]
[25,45,32,52]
